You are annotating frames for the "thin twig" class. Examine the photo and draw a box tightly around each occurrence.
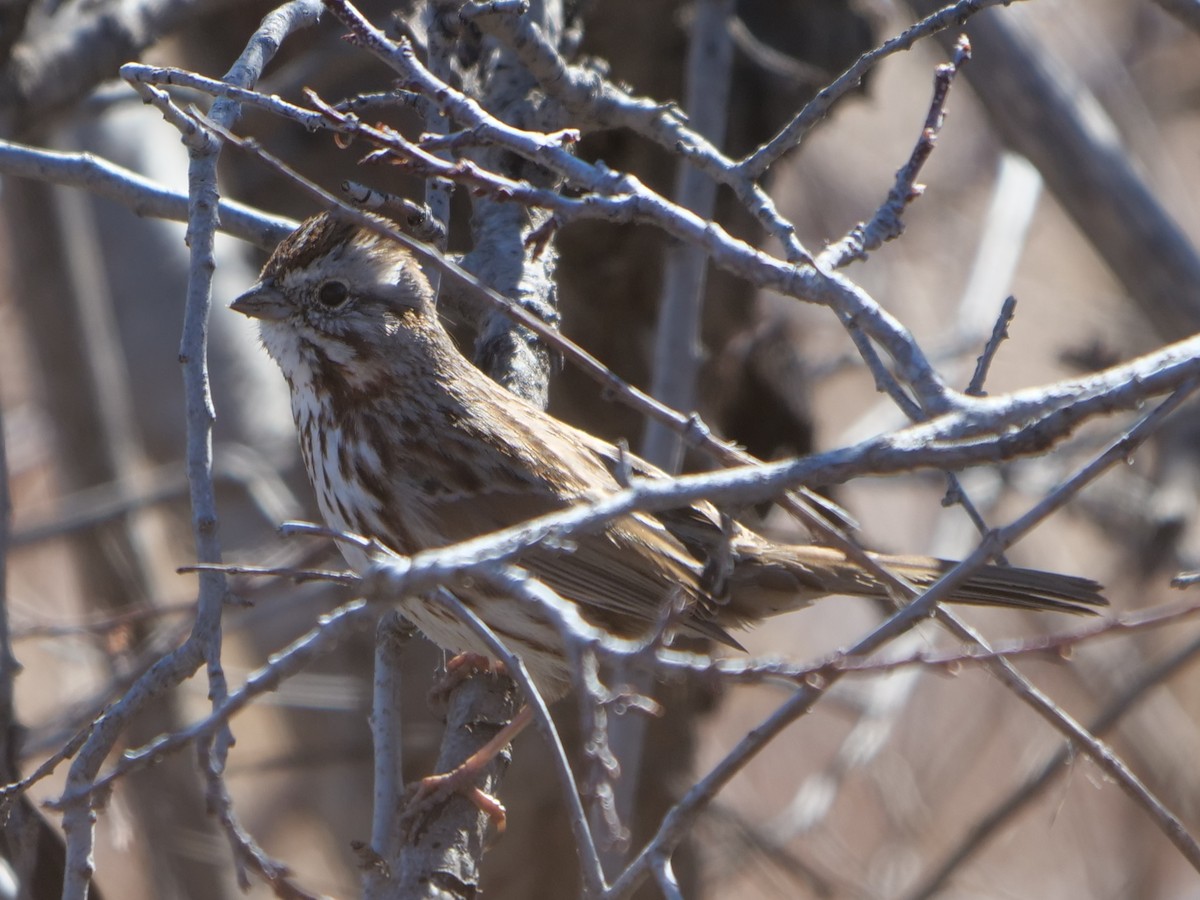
[609,383,1200,896]
[431,577,608,897]
[652,598,1200,684]
[821,35,971,269]
[741,0,1021,178]
[58,7,325,899]
[939,293,1020,556]
[967,295,1017,397]
[318,0,953,411]
[341,181,447,246]
[463,0,811,261]
[50,601,375,810]
[903,628,1200,899]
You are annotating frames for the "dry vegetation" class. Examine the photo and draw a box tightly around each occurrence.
[1,1,1200,898]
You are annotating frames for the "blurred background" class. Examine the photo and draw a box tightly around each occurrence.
[2,0,1200,897]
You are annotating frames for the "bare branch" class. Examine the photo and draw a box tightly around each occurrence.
[611,382,1200,896]
[51,601,375,811]
[0,0,233,135]
[365,613,413,883]
[464,0,811,260]
[59,5,325,898]
[642,0,735,471]
[0,138,294,247]
[904,627,1200,899]
[821,35,971,269]
[1153,0,1200,32]
[741,0,1020,178]
[966,294,1017,397]
[905,0,1200,337]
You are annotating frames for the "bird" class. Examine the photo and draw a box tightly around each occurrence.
[230,211,1106,706]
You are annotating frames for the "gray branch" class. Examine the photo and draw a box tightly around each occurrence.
[58,4,325,898]
[0,0,234,136]
[0,136,294,245]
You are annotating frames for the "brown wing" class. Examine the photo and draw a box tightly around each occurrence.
[409,404,740,645]
[573,430,737,563]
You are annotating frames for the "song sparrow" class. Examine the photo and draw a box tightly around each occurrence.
[232,212,1105,701]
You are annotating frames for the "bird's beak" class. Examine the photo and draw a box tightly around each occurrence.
[230,283,289,321]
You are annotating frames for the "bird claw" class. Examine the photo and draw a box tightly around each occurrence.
[398,705,532,840]
[401,766,508,838]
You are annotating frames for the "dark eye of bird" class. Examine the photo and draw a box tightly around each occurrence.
[317,280,349,308]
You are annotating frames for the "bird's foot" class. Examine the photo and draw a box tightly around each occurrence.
[400,706,532,838]
[401,766,509,837]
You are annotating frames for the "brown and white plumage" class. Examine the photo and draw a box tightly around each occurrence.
[232,213,1106,699]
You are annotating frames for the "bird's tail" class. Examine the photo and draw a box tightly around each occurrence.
[721,543,1107,620]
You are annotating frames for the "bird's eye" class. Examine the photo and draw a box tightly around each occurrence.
[317,280,349,308]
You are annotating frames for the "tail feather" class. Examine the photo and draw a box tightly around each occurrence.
[722,543,1107,620]
[881,554,1107,615]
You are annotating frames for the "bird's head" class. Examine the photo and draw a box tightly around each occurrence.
[231,212,443,393]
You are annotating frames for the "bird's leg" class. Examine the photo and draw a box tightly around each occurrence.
[699,511,737,603]
[402,704,534,834]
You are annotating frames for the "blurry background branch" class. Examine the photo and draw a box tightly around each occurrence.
[905,0,1200,337]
